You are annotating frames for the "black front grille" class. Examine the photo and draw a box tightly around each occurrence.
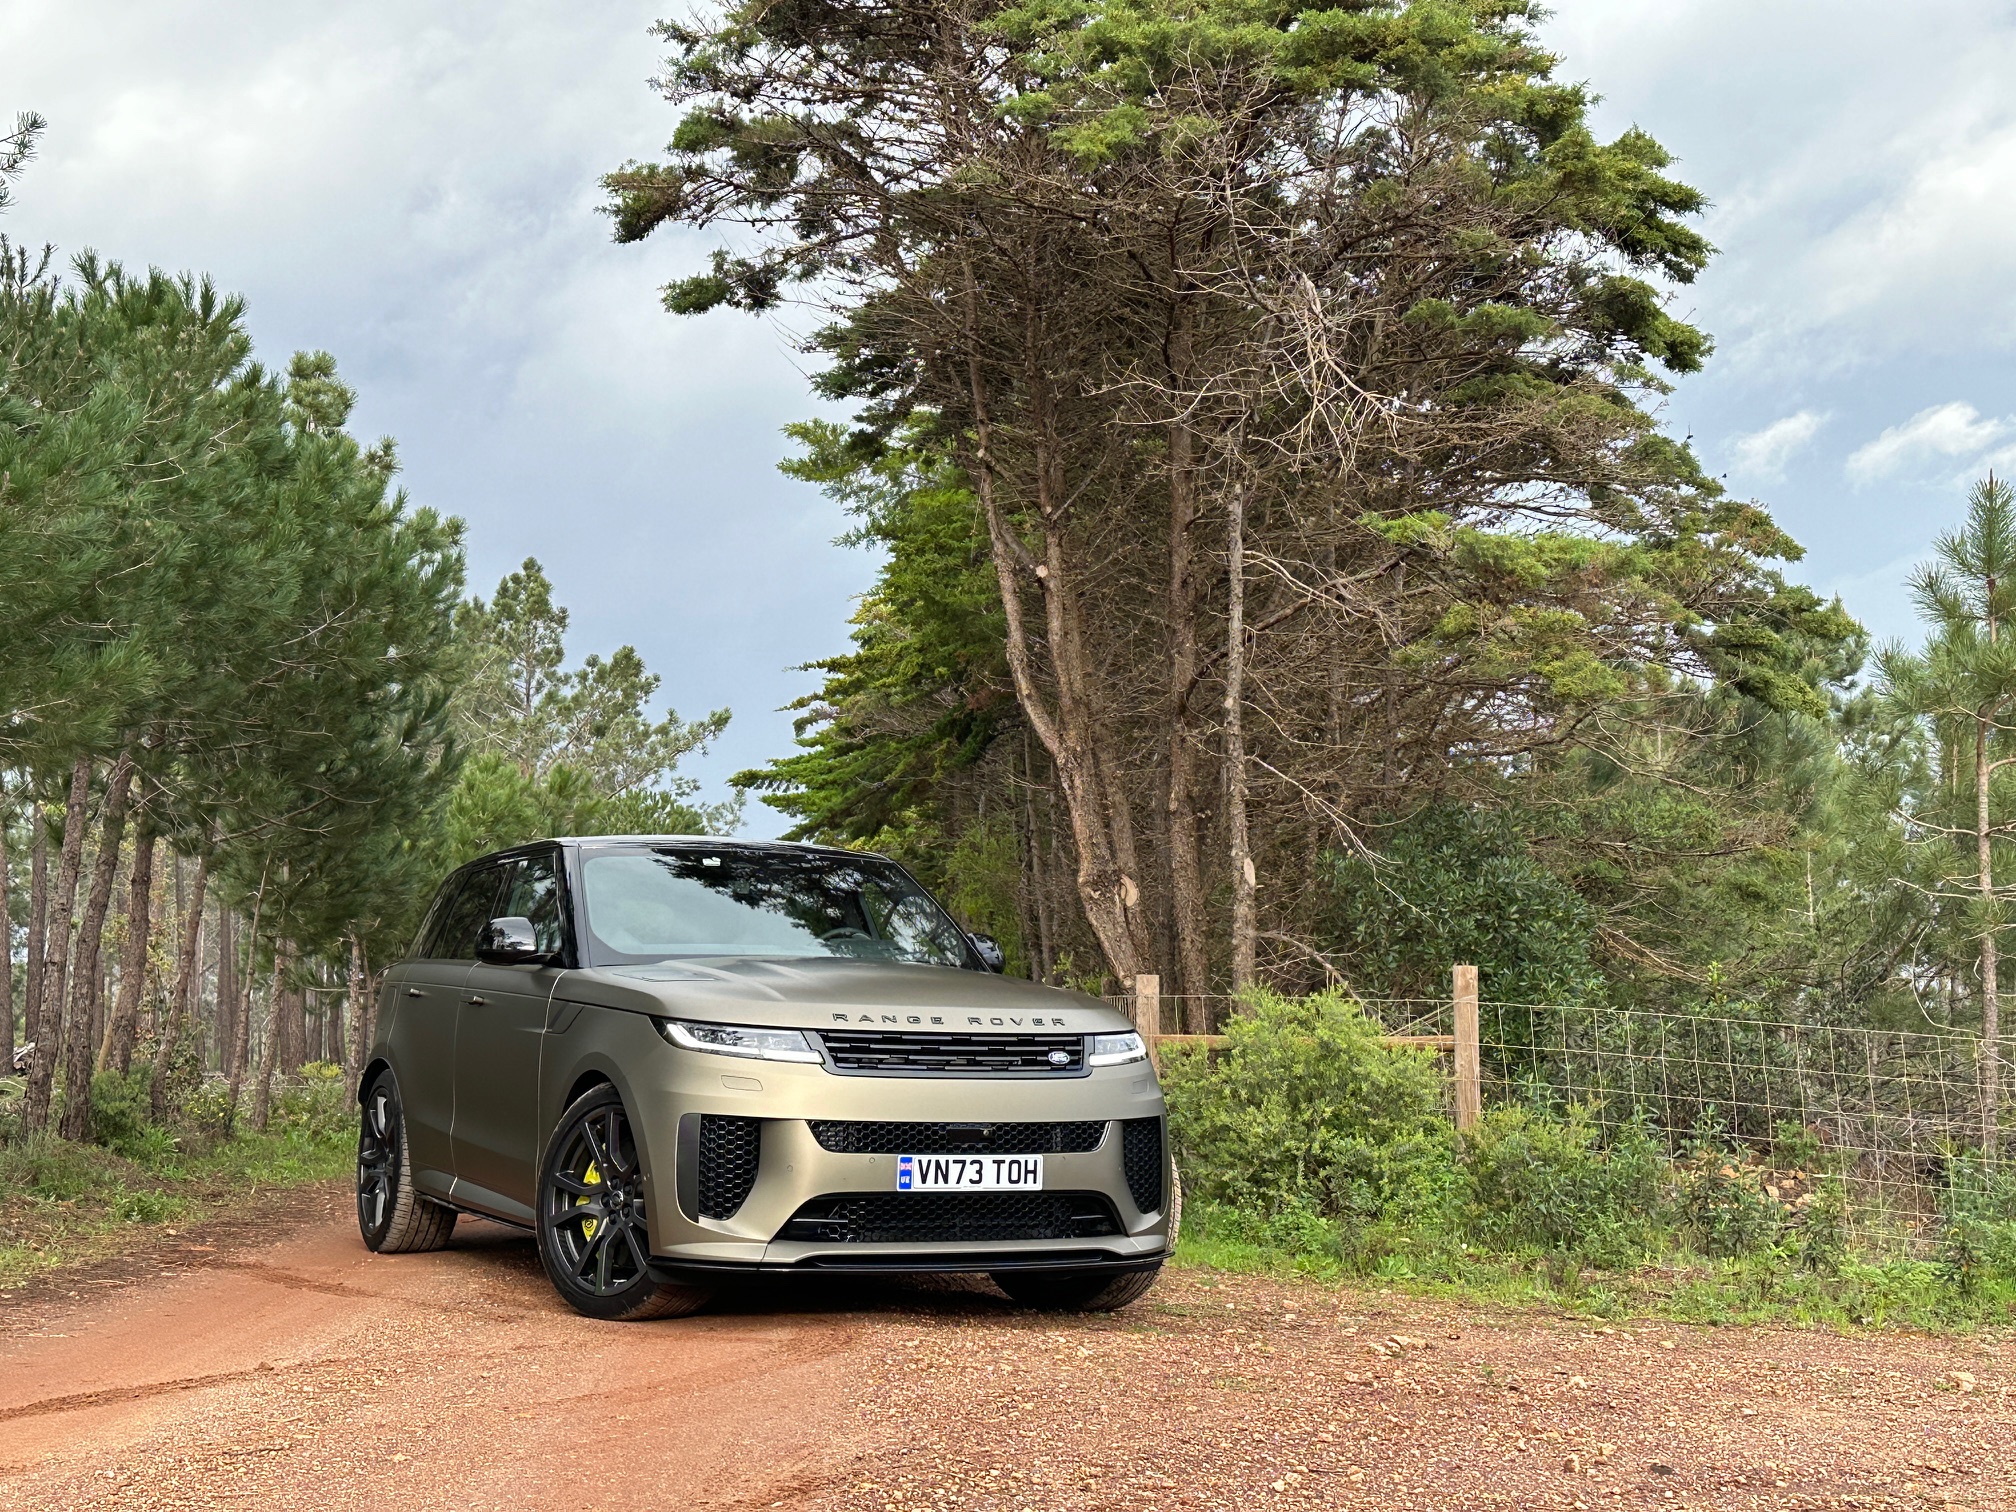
[808,1120,1106,1155]
[777,1192,1122,1245]
[1121,1117,1165,1214]
[697,1115,762,1219]
[815,1030,1085,1076]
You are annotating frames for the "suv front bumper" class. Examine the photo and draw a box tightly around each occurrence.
[629,1048,1171,1273]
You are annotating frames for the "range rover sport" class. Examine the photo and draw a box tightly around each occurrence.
[355,836,1172,1320]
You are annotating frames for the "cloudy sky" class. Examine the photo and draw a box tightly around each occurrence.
[5,2,2013,831]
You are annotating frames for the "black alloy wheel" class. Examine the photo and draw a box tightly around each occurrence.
[356,1072,456,1253]
[535,1085,711,1321]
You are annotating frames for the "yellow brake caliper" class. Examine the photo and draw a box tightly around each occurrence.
[579,1161,601,1241]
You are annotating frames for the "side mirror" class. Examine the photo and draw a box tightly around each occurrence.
[477,916,544,964]
[969,932,1006,974]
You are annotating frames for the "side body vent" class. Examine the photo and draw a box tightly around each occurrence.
[1121,1117,1165,1214]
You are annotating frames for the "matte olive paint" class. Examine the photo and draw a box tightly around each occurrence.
[369,839,1169,1268]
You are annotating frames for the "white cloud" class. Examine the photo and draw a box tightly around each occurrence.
[1845,402,2012,485]
[1728,411,1825,480]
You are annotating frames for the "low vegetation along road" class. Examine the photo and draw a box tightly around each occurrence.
[0,1188,2010,1512]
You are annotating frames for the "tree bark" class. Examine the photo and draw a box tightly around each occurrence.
[1981,705,2002,1157]
[23,756,93,1134]
[282,968,309,1073]
[252,940,291,1131]
[100,808,156,1075]
[1164,381,1213,1023]
[215,906,239,1081]
[148,851,210,1123]
[344,930,371,1097]
[225,876,268,1121]
[0,777,14,1073]
[21,805,47,1076]
[58,755,134,1140]
[1226,476,1258,992]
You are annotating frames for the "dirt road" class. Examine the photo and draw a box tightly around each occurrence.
[3,1192,2013,1511]
[0,1189,874,1511]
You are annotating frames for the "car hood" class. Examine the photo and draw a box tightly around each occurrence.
[559,955,1134,1033]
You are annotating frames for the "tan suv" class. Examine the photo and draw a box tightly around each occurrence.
[355,837,1171,1320]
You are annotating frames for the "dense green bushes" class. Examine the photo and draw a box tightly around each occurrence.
[1163,990,2016,1325]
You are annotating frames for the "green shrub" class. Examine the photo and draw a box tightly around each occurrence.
[1939,1155,2016,1295]
[88,1069,178,1161]
[267,1063,353,1139]
[1461,1105,1671,1265]
[1674,1121,1789,1258]
[1164,988,1457,1240]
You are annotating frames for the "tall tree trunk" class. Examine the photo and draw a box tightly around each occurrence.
[1226,477,1258,992]
[1165,392,1213,1024]
[215,906,240,1081]
[282,967,309,1073]
[1980,706,2001,1157]
[100,810,156,1075]
[58,755,134,1141]
[21,807,47,1077]
[344,930,371,1097]
[1021,736,1055,983]
[962,301,1148,985]
[24,756,92,1134]
[252,940,292,1131]
[148,852,210,1123]
[0,777,14,1074]
[225,876,268,1121]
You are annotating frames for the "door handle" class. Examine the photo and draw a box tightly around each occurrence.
[406,987,425,998]
[465,994,488,1006]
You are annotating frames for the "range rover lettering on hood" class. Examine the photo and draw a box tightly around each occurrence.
[830,1012,1073,1027]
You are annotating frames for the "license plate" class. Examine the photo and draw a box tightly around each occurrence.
[896,1153,1044,1191]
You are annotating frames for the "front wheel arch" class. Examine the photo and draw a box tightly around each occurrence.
[534,1083,709,1321]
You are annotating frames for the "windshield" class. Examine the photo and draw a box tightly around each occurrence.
[578,847,975,969]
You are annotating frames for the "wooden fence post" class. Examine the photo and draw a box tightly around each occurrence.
[1132,973,1161,1066]
[1453,963,1481,1132]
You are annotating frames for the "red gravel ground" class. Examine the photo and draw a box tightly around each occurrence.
[1,1193,2010,1511]
[813,1268,2016,1512]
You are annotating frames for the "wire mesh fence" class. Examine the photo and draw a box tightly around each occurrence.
[1120,986,2002,1249]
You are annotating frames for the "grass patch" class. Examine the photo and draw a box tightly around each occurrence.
[1172,1197,2016,1334]
[0,1069,353,1292]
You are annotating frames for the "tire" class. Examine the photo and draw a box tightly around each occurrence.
[357,1072,457,1254]
[535,1085,712,1322]
[991,1264,1163,1312]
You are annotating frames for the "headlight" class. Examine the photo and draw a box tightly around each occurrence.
[1087,1031,1147,1067]
[655,1018,824,1064]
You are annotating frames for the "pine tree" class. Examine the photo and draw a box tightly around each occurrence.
[1878,475,2016,1154]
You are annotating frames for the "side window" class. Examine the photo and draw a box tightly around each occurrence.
[438,866,504,962]
[499,852,566,958]
[411,877,462,960]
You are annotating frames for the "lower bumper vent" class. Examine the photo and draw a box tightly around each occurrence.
[776,1192,1122,1245]
[1121,1117,1166,1214]
[697,1115,762,1220]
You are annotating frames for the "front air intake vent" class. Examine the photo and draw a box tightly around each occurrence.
[1121,1117,1165,1214]
[696,1115,762,1219]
